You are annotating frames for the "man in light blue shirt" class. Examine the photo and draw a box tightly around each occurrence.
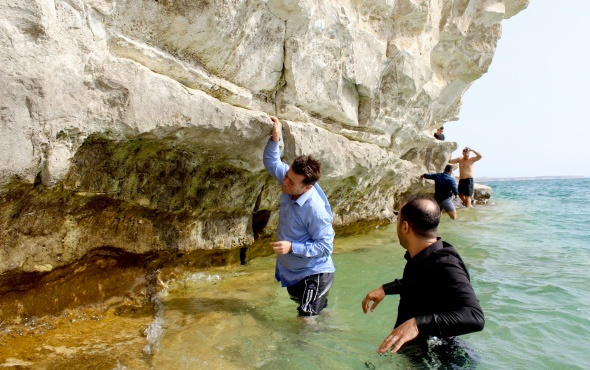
[263,116,335,316]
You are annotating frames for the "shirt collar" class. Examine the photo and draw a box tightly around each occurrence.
[291,186,315,206]
[405,237,443,262]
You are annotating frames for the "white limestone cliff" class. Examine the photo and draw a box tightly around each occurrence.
[0,0,528,277]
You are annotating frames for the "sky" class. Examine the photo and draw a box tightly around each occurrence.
[444,0,590,178]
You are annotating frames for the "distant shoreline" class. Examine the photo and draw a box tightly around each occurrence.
[477,176,588,182]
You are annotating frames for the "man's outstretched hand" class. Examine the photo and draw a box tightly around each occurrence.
[362,287,420,353]
[377,318,419,353]
[361,286,385,313]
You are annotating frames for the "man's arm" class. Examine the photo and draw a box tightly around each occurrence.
[263,116,288,183]
[365,280,419,354]
[377,318,419,353]
[290,206,334,258]
[469,148,482,162]
[448,157,460,164]
[362,286,385,313]
[414,261,484,338]
[382,279,403,295]
[274,205,334,258]
[270,116,281,143]
[422,173,436,180]
[361,279,404,313]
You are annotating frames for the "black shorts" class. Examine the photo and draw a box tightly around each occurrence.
[286,273,334,316]
[458,178,474,197]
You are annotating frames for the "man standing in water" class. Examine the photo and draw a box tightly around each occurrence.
[263,116,335,317]
[421,164,459,220]
[361,195,484,353]
[449,147,482,207]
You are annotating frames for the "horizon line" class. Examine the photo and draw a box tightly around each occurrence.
[476,175,588,181]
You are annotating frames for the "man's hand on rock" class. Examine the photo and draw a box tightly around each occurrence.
[270,116,281,142]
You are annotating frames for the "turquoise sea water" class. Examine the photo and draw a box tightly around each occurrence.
[149,178,590,369]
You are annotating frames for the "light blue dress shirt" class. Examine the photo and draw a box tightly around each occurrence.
[263,139,335,287]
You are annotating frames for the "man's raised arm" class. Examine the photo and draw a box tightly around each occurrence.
[263,116,288,183]
[470,148,483,162]
[270,116,281,143]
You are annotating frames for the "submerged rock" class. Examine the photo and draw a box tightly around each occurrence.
[0,0,527,321]
[474,183,493,205]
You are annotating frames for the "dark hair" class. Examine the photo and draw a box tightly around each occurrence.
[399,195,440,238]
[439,126,444,130]
[444,164,453,173]
[291,155,322,185]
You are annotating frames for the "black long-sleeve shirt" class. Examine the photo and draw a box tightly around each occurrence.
[382,238,484,340]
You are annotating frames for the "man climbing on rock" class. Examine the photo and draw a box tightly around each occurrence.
[263,116,335,317]
[421,164,459,220]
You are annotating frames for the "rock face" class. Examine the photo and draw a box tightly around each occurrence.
[474,183,493,204]
[0,0,527,321]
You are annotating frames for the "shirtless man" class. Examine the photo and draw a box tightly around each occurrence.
[449,147,482,208]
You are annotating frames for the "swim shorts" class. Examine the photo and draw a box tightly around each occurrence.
[438,197,456,213]
[458,178,474,197]
[287,273,334,316]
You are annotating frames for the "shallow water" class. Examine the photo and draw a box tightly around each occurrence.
[1,178,589,369]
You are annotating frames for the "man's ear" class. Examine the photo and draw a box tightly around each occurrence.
[401,220,410,233]
[303,184,313,192]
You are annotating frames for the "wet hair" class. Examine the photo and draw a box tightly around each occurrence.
[444,164,453,173]
[291,155,322,185]
[399,195,440,238]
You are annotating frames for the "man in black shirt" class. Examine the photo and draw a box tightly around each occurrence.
[361,195,484,353]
